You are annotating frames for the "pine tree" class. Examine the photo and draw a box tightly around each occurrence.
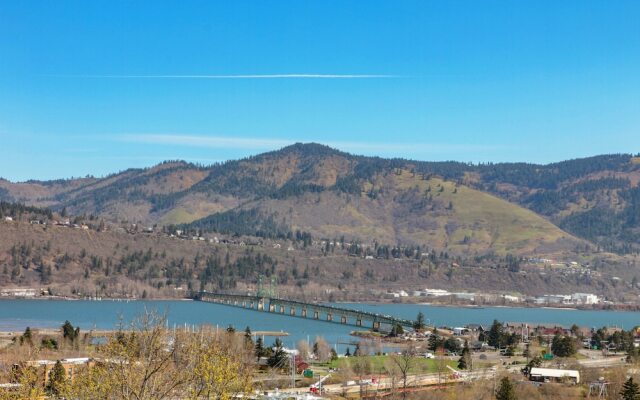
[21,326,33,346]
[353,343,361,357]
[488,320,504,348]
[621,377,640,400]
[458,340,472,370]
[254,337,265,360]
[413,312,426,331]
[48,360,67,396]
[244,326,253,346]
[428,327,439,352]
[495,377,516,400]
[62,321,77,342]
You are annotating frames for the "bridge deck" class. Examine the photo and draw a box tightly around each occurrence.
[196,292,415,331]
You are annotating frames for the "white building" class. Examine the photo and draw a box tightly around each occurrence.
[571,293,600,305]
[529,367,580,384]
[502,294,522,303]
[534,294,572,305]
[424,289,450,297]
[0,288,37,297]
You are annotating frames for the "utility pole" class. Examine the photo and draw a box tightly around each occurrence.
[291,353,296,389]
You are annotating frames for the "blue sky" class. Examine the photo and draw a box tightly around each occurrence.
[0,0,639,181]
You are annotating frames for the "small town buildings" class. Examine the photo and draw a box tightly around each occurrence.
[533,293,600,306]
[571,293,600,305]
[0,288,37,298]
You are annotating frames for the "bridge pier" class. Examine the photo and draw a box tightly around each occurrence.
[280,305,285,314]
[269,304,275,312]
[257,300,264,311]
[301,308,307,318]
[250,301,255,309]
[356,319,362,327]
[242,301,246,308]
[327,313,333,322]
[290,307,296,316]
[314,311,319,320]
[341,315,347,324]
[372,321,381,330]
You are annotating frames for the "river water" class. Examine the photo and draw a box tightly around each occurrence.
[0,300,638,352]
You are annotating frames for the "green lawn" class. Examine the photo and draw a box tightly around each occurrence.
[328,355,458,374]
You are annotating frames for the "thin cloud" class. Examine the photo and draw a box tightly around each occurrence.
[117,134,504,155]
[50,74,397,79]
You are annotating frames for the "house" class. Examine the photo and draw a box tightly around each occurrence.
[529,367,580,384]
[453,327,469,336]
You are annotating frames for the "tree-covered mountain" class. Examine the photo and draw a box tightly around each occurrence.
[1,144,639,256]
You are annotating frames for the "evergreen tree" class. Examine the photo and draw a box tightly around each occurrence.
[254,337,265,360]
[495,377,517,400]
[244,326,253,346]
[458,340,472,370]
[267,339,289,370]
[21,326,33,346]
[345,347,351,357]
[621,377,640,400]
[48,360,67,396]
[551,334,577,357]
[62,321,77,342]
[413,312,426,331]
[428,327,440,352]
[488,320,505,348]
[353,343,361,357]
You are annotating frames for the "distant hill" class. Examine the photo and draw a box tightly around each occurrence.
[2,144,639,256]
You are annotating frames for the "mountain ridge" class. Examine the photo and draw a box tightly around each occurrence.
[2,143,639,256]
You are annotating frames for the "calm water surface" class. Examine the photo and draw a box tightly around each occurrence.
[1,300,639,351]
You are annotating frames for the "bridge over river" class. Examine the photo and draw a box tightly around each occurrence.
[195,292,415,332]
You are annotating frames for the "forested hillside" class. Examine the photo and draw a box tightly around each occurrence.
[1,144,639,256]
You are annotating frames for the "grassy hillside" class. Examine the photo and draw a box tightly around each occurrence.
[1,144,639,256]
[204,169,581,256]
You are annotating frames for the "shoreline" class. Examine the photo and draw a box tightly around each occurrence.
[335,300,636,313]
[2,297,636,313]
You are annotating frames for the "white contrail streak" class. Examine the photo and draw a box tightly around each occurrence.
[52,74,396,79]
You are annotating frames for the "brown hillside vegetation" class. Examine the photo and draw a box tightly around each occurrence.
[0,220,635,301]
[1,144,639,256]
